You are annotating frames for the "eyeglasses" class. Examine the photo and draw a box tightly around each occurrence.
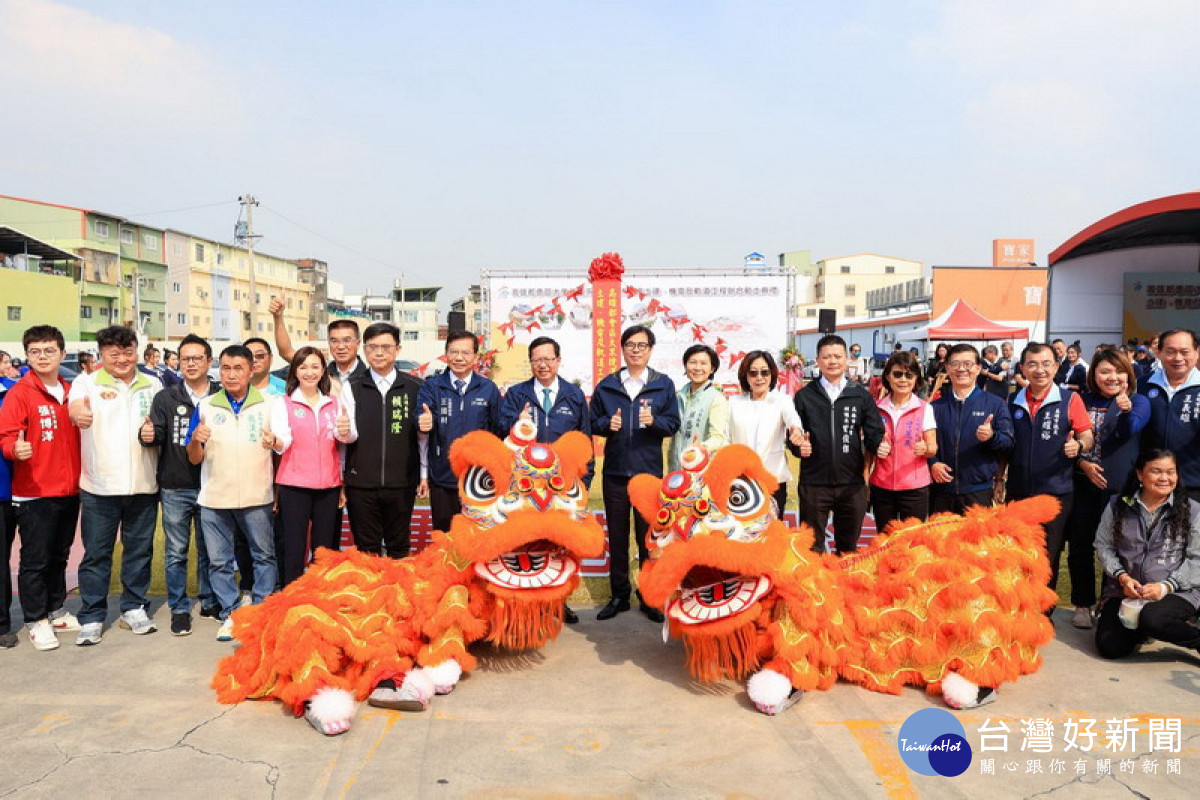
[179,355,208,365]
[328,337,358,347]
[249,351,270,361]
[446,350,475,358]
[623,341,651,352]
[1023,361,1056,372]
[747,369,772,378]
[947,360,977,370]
[364,343,397,353]
[530,357,559,365]
[889,371,915,379]
[25,347,60,358]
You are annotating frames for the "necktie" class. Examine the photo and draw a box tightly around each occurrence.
[542,388,552,414]
[455,379,465,396]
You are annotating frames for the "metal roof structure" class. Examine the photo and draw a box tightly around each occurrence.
[0,225,82,261]
[1049,192,1200,265]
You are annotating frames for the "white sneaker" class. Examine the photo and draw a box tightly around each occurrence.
[1071,606,1094,629]
[239,592,253,609]
[216,618,235,642]
[119,607,158,635]
[28,620,60,651]
[49,609,81,632]
[75,622,103,646]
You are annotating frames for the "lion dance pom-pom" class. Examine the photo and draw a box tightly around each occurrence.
[634,444,1058,715]
[212,421,605,735]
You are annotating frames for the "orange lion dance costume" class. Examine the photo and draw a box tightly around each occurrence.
[634,444,1058,715]
[212,421,604,735]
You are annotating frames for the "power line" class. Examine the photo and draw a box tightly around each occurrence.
[125,200,239,218]
[257,204,399,272]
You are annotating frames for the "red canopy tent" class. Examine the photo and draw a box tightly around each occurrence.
[900,299,1029,340]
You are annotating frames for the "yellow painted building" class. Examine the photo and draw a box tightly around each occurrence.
[164,230,310,343]
[797,253,924,322]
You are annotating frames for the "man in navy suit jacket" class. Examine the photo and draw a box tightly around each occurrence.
[498,336,592,624]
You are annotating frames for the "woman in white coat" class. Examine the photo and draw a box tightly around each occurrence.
[728,350,804,515]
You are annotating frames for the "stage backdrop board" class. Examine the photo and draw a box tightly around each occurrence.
[484,269,792,394]
[1123,272,1200,343]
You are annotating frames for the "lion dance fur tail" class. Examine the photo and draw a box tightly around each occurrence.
[212,545,483,715]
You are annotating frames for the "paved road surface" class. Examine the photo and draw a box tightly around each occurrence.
[2,602,1198,799]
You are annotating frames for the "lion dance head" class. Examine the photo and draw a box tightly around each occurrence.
[631,443,1058,714]
[632,444,801,681]
[449,420,605,647]
[212,420,605,727]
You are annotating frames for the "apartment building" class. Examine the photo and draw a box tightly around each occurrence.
[164,230,310,343]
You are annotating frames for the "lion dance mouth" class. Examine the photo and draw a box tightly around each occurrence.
[475,540,580,590]
[669,567,772,625]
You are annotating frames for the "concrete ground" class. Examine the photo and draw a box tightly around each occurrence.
[2,600,1198,800]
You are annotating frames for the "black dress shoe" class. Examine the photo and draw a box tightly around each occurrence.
[596,598,630,620]
[639,602,665,624]
[563,604,579,624]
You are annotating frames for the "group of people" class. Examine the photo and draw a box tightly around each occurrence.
[0,323,318,648]
[1,315,1198,663]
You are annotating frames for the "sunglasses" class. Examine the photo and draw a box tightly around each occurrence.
[747,369,772,378]
[889,371,915,379]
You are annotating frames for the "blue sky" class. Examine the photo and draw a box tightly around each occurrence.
[2,0,1196,307]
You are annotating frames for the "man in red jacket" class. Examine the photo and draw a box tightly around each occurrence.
[0,325,82,652]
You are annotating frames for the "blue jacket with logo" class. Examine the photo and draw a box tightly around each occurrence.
[1008,385,1079,498]
[928,387,1014,495]
[589,368,680,479]
[500,378,590,443]
[417,371,502,488]
[1079,390,1151,497]
[1139,367,1200,490]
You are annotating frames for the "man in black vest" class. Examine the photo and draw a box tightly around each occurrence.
[140,334,220,636]
[336,322,426,558]
[791,334,887,554]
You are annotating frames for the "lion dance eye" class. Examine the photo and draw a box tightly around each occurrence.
[548,474,565,491]
[463,466,497,502]
[726,477,764,516]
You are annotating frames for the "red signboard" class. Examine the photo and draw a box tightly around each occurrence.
[591,279,622,388]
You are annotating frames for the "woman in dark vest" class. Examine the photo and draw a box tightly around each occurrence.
[1062,349,1150,629]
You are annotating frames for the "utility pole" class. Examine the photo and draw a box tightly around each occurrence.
[397,273,405,339]
[122,220,142,334]
[238,195,261,336]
